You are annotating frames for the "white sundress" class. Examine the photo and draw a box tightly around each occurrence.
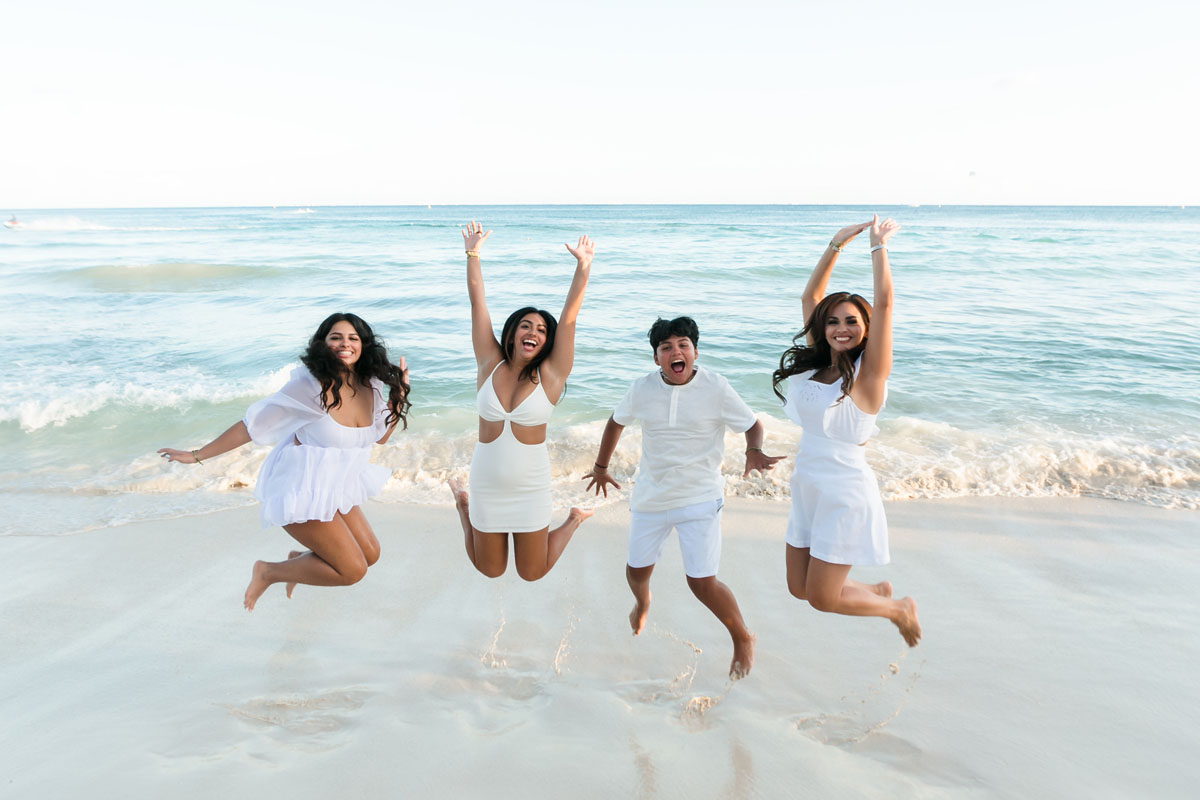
[243,366,392,528]
[781,359,889,566]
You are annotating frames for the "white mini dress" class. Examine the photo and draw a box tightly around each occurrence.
[468,362,555,533]
[782,360,889,566]
[243,366,391,528]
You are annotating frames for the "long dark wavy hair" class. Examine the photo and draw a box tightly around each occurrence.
[772,292,872,403]
[500,306,558,384]
[301,312,412,429]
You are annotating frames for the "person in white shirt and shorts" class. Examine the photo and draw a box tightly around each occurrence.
[583,317,783,679]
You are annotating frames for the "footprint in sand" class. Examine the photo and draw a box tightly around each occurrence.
[224,688,372,744]
[794,657,924,746]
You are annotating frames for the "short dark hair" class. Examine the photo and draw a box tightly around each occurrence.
[648,316,699,350]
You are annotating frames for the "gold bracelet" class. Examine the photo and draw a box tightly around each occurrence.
[465,250,480,258]
[829,241,843,253]
[745,447,763,453]
[191,449,203,464]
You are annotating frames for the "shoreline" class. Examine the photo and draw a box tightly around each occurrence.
[2,495,1197,797]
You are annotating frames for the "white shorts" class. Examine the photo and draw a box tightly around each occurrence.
[627,498,724,578]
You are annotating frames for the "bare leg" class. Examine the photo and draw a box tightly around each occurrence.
[243,517,370,611]
[512,507,593,582]
[448,479,508,578]
[626,563,655,635]
[787,545,921,647]
[849,578,893,597]
[685,575,756,680]
[282,507,378,599]
[284,550,306,599]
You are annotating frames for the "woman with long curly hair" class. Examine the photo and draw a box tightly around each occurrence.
[772,215,921,646]
[448,221,594,581]
[159,312,411,610]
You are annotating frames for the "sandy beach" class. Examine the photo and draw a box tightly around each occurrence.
[2,496,1197,798]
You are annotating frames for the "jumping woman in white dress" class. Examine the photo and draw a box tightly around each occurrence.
[772,215,921,646]
[448,221,594,581]
[158,313,411,610]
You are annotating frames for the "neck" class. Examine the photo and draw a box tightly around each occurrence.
[508,353,535,371]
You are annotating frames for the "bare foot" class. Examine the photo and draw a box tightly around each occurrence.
[629,591,651,636]
[285,550,303,599]
[893,597,921,647]
[569,506,594,524]
[730,633,756,680]
[244,561,272,612]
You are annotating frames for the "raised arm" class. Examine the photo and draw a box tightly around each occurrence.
[802,221,872,344]
[463,221,502,378]
[851,214,899,412]
[158,420,252,464]
[542,235,594,389]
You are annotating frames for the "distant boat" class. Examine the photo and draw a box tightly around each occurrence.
[3,216,21,229]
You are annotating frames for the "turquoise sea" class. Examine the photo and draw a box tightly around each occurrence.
[2,205,1198,535]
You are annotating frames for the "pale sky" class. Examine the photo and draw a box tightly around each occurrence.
[2,0,1196,207]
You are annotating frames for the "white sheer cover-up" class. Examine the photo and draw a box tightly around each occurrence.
[243,366,392,528]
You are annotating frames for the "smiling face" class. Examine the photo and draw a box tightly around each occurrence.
[653,334,698,385]
[824,301,867,353]
[325,320,362,369]
[510,312,548,361]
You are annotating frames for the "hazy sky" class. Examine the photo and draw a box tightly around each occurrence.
[2,0,1195,207]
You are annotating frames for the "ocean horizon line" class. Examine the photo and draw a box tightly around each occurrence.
[3,201,1194,212]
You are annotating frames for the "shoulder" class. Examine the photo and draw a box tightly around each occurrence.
[779,370,812,400]
[627,370,660,392]
[694,367,734,394]
[288,365,322,391]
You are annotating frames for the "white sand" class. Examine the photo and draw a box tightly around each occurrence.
[2,496,1198,798]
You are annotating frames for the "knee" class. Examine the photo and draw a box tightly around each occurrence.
[340,557,369,585]
[787,576,807,601]
[364,542,381,567]
[686,575,716,599]
[475,561,507,579]
[808,592,837,613]
[515,563,546,583]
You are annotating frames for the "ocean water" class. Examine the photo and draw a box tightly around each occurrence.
[2,205,1198,535]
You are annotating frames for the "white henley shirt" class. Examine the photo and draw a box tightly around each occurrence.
[612,366,758,513]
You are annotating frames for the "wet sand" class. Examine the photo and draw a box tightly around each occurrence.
[1,496,1197,798]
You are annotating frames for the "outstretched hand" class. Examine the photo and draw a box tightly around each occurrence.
[462,220,492,252]
[565,235,594,265]
[869,214,900,247]
[398,355,410,386]
[581,466,620,497]
[831,220,872,249]
[157,448,200,464]
[743,450,785,477]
